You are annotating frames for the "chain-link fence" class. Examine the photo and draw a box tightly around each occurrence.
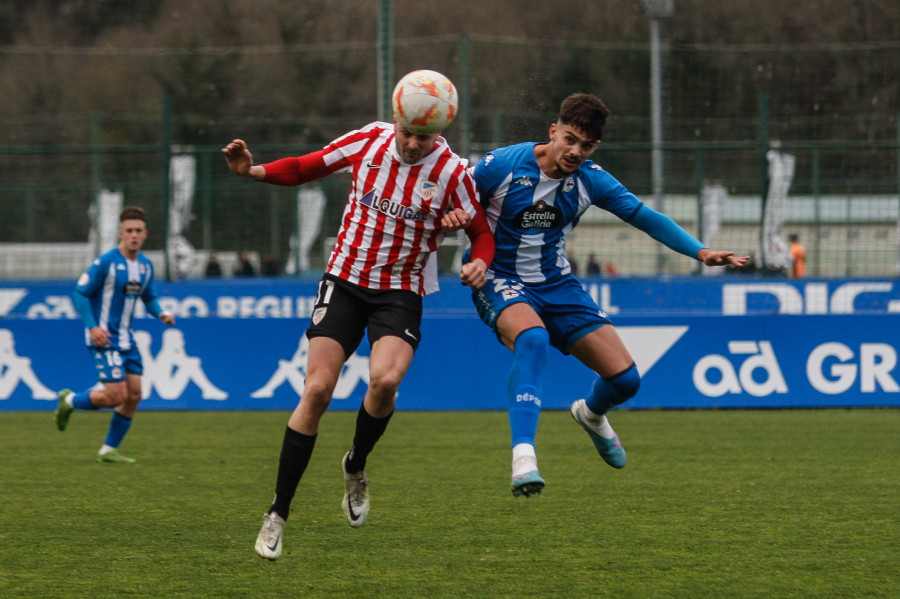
[1,35,897,279]
[2,136,896,280]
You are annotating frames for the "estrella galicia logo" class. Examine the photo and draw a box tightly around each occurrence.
[123,281,142,295]
[514,201,562,230]
[359,189,427,222]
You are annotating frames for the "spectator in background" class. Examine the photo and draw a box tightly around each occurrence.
[262,253,281,277]
[204,253,223,277]
[234,250,256,277]
[788,234,806,278]
[586,253,601,275]
[603,261,619,277]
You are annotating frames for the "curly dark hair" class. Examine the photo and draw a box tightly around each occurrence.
[558,93,610,141]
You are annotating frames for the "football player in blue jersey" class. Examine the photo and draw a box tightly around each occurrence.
[466,93,749,496]
[54,206,175,463]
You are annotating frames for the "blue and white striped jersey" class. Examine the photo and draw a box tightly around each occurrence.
[74,248,159,351]
[472,142,643,284]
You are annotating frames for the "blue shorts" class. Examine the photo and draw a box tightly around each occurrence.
[472,275,613,354]
[89,346,143,382]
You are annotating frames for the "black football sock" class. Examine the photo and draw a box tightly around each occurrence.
[270,426,317,521]
[345,405,393,473]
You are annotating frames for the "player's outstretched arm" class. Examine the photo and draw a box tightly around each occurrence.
[222,139,266,180]
[697,248,750,268]
[629,205,748,269]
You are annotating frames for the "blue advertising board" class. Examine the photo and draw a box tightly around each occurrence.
[1,277,899,411]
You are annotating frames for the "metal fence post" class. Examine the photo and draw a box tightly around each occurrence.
[376,0,393,123]
[757,92,769,271]
[162,96,172,281]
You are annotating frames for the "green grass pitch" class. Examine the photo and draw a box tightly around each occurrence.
[1,408,898,598]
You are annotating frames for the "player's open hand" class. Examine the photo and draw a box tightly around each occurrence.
[439,208,472,232]
[222,139,254,177]
[697,248,750,268]
[460,258,488,289]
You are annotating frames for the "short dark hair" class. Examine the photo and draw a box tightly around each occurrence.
[558,93,610,141]
[120,206,147,223]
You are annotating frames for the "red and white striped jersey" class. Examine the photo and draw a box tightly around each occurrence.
[318,121,480,295]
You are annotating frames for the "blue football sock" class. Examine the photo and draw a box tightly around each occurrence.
[72,390,98,410]
[585,363,641,415]
[507,328,549,447]
[103,412,133,449]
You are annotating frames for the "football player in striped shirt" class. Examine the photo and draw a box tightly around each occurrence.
[467,93,748,497]
[54,206,175,463]
[223,95,494,561]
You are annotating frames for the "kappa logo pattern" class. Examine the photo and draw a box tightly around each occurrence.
[0,329,55,400]
[3,280,899,410]
[134,330,227,400]
[252,336,370,400]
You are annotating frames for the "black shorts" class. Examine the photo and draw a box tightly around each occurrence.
[305,273,423,357]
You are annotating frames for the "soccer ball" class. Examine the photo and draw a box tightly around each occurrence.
[392,69,458,134]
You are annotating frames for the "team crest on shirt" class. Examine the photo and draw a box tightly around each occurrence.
[563,176,575,193]
[419,180,439,201]
[312,307,327,325]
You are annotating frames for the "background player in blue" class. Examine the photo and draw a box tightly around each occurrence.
[468,93,749,497]
[54,206,175,463]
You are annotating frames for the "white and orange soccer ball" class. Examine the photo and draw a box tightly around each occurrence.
[392,69,458,134]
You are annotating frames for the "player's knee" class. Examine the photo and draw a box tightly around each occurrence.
[368,370,403,399]
[103,387,127,406]
[124,389,142,408]
[301,377,336,404]
[605,363,640,406]
[513,327,549,370]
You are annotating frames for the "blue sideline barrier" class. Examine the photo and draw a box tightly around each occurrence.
[2,277,898,410]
